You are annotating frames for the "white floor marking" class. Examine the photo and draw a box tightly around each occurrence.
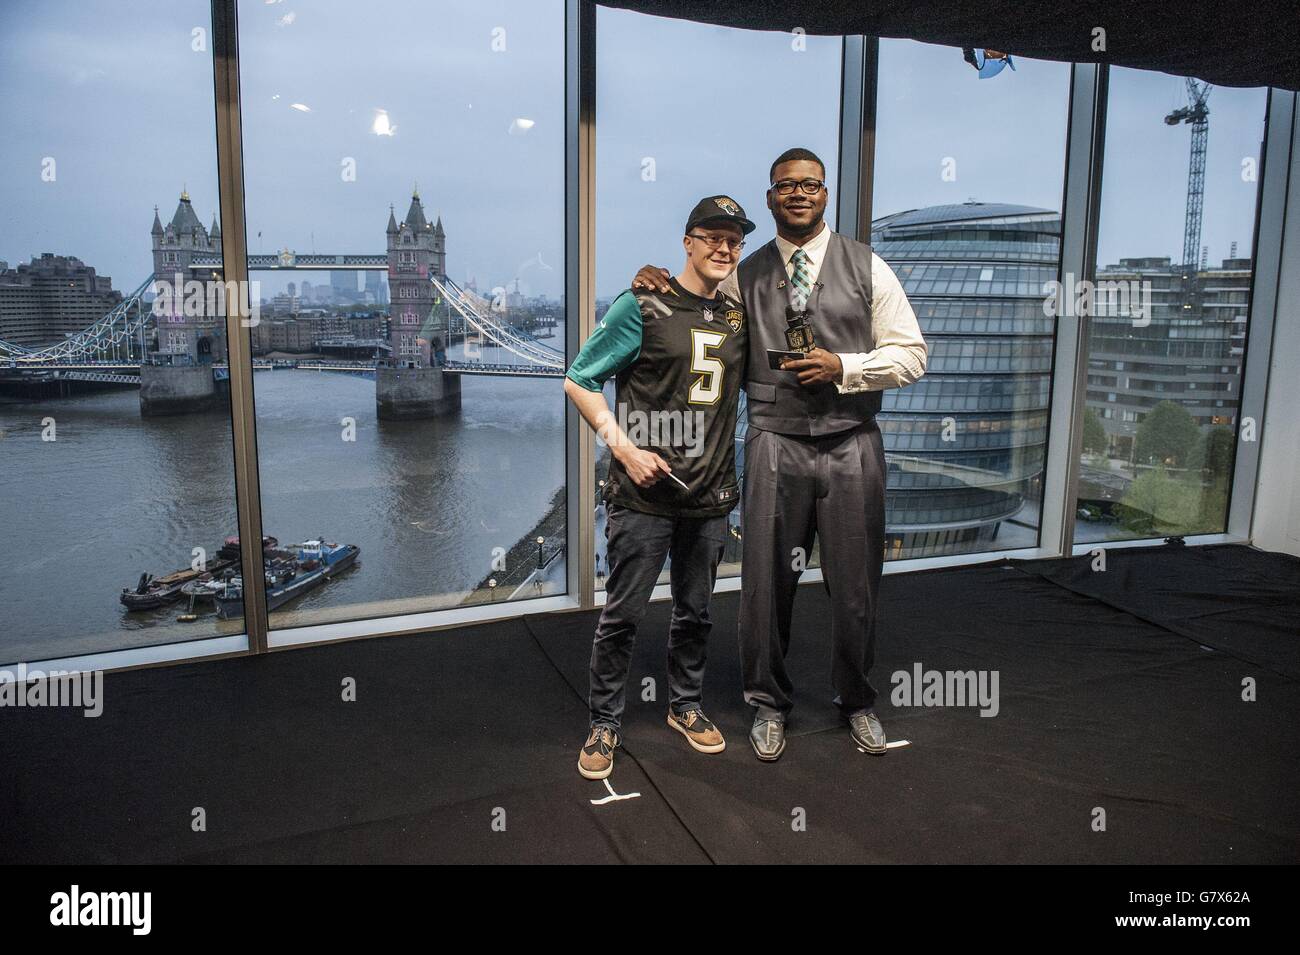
[857,739,912,753]
[590,778,642,805]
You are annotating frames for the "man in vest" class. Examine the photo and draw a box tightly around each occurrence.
[634,148,927,762]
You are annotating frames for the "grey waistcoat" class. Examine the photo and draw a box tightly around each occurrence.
[739,230,882,437]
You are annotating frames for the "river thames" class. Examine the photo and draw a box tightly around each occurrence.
[0,366,567,661]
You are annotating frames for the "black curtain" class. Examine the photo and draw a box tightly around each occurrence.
[598,1,1300,91]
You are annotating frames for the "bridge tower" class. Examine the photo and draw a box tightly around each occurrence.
[385,188,442,364]
[150,189,226,363]
[140,190,226,415]
[376,187,460,418]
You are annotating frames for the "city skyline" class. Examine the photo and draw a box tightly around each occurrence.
[0,0,1275,661]
[0,2,1269,306]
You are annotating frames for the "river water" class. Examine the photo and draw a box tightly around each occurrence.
[0,365,566,662]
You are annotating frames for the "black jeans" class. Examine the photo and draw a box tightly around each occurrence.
[589,503,729,731]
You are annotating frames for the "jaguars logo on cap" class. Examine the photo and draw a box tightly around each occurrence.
[714,196,740,216]
[725,309,744,332]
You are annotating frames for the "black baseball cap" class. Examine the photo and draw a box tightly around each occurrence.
[685,195,756,236]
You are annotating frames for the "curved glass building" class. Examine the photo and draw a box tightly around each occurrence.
[872,202,1059,559]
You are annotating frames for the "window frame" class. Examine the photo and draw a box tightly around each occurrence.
[11,2,1293,675]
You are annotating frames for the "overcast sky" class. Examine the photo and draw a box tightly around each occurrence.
[0,1,1267,302]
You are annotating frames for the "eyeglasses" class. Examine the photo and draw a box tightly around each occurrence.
[687,232,745,253]
[771,178,826,196]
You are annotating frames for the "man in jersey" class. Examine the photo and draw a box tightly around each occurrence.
[564,196,754,780]
[633,149,927,762]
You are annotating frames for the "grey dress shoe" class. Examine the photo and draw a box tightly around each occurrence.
[848,710,886,754]
[750,716,786,762]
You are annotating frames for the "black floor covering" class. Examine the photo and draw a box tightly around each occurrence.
[1,543,1296,864]
[1017,542,1300,679]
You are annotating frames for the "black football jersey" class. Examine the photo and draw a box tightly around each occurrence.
[606,277,747,518]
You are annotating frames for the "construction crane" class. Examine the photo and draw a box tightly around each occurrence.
[1164,78,1212,308]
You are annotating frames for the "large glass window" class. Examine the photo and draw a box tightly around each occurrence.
[873,39,1071,560]
[0,5,1283,668]
[0,0,243,662]
[237,0,567,629]
[1074,69,1266,544]
[595,9,843,586]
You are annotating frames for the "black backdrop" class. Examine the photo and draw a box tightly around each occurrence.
[599,0,1300,91]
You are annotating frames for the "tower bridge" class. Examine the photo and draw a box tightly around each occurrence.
[0,188,564,415]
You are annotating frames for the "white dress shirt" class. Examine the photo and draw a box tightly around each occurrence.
[764,222,928,392]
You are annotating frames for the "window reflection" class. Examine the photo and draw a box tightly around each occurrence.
[1075,69,1265,543]
[237,0,568,629]
[874,39,1071,560]
[0,0,242,662]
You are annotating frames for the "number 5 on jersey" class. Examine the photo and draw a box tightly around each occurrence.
[689,328,726,405]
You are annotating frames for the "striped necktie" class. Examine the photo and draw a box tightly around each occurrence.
[790,247,812,311]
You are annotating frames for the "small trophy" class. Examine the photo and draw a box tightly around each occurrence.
[784,304,815,353]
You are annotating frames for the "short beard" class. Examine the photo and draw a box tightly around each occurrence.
[778,210,824,238]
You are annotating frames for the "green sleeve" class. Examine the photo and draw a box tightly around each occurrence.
[565,290,643,392]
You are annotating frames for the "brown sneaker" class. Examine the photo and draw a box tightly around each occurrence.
[667,708,726,754]
[578,725,619,780]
